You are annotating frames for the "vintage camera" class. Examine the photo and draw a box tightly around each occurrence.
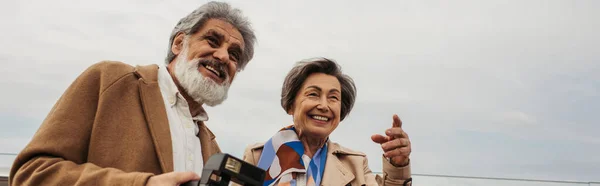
[181,153,265,186]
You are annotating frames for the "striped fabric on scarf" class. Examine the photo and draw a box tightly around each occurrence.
[257,125,328,186]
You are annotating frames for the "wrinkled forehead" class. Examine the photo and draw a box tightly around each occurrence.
[200,19,245,50]
[302,73,342,91]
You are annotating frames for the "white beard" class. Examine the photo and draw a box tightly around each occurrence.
[173,45,231,106]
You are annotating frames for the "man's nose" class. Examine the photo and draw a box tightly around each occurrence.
[212,47,230,64]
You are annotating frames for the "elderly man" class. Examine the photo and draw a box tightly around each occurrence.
[9,1,256,186]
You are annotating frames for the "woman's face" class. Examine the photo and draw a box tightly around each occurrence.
[289,73,342,139]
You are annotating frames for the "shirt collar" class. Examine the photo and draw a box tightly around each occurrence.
[157,65,209,121]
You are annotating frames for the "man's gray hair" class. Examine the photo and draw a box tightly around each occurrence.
[281,58,357,121]
[165,1,256,71]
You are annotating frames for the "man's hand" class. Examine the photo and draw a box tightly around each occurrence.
[371,114,412,167]
[146,171,200,186]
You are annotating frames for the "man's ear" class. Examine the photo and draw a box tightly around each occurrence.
[171,32,186,55]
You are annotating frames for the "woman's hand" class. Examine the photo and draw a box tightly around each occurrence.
[371,114,411,167]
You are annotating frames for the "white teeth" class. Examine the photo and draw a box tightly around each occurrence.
[205,65,220,77]
[311,115,329,121]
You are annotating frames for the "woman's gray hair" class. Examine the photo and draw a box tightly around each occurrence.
[281,58,357,121]
[165,1,256,71]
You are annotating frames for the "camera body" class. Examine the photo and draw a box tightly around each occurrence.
[181,153,265,186]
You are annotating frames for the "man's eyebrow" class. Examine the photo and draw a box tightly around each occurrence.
[205,29,244,54]
[204,29,224,41]
[229,43,243,56]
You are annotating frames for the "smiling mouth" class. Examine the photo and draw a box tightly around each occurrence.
[201,63,225,79]
[309,114,330,122]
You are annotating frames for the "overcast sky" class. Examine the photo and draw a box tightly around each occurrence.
[1,0,599,184]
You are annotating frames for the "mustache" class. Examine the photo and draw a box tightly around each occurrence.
[196,58,228,78]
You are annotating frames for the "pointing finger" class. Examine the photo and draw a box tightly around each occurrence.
[393,114,402,128]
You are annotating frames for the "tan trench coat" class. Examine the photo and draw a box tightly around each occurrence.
[243,141,412,186]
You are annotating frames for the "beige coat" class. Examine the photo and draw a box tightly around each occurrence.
[243,141,412,186]
[10,61,221,186]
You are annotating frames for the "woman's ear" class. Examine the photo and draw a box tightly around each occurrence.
[171,32,185,55]
[287,105,294,115]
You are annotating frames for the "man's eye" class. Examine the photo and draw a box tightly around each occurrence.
[308,93,318,97]
[206,37,219,47]
[329,96,339,100]
[229,52,240,61]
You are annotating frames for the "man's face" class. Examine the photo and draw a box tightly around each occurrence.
[170,19,245,106]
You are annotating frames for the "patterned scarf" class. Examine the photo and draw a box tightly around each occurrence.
[257,125,328,186]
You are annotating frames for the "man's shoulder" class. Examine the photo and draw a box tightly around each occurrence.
[86,61,138,75]
[80,61,135,80]
[76,61,159,92]
[83,61,158,81]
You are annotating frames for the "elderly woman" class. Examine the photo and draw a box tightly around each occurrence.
[243,58,412,186]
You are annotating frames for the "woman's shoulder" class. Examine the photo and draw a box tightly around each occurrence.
[245,142,265,151]
[327,141,373,175]
[242,142,265,165]
[243,142,265,156]
[242,141,369,163]
[328,141,367,157]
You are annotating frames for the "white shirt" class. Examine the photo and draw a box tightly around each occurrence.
[157,65,208,174]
